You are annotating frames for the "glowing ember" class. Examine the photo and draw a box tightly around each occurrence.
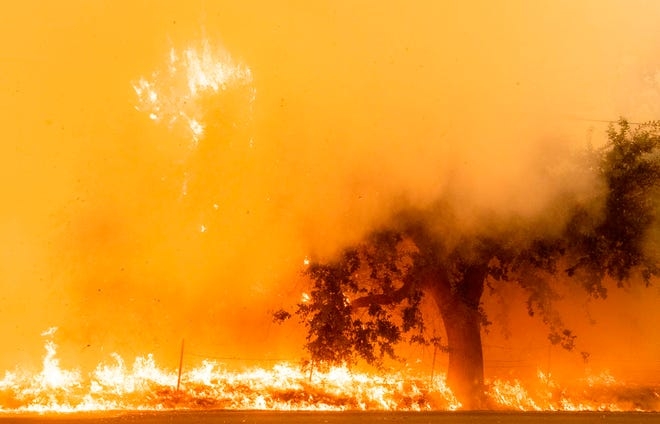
[132,37,254,144]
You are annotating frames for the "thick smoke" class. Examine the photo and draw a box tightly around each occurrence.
[0,0,659,380]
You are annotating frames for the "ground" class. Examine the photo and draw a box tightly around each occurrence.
[2,411,660,424]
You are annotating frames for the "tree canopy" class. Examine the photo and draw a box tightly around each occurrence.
[275,119,660,408]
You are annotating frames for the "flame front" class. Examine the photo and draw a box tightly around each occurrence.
[1,334,658,414]
[0,336,458,413]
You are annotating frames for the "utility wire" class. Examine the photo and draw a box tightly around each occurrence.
[563,116,645,125]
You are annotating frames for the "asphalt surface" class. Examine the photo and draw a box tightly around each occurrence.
[1,411,659,424]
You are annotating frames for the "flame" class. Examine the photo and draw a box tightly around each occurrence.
[486,370,659,412]
[0,332,658,414]
[132,37,254,144]
[0,335,458,413]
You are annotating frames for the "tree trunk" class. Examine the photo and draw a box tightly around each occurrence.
[427,264,488,409]
[440,296,485,409]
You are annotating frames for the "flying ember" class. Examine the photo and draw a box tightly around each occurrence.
[132,38,254,144]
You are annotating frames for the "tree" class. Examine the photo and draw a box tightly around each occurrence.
[275,119,660,409]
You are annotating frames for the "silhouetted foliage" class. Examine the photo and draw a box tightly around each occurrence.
[274,119,659,404]
[565,119,660,287]
[290,234,428,367]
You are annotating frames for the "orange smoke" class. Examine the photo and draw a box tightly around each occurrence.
[0,0,658,403]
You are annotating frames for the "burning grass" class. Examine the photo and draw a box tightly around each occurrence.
[0,335,658,414]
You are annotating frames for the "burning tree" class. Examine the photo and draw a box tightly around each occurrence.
[275,119,660,408]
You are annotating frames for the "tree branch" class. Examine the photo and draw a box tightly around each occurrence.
[350,278,414,310]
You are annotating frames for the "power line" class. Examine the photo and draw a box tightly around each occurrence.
[564,116,645,125]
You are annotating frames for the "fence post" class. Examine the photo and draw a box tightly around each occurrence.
[177,339,185,392]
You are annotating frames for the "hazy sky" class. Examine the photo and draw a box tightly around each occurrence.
[0,1,659,377]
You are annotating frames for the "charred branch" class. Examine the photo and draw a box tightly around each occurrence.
[349,277,415,310]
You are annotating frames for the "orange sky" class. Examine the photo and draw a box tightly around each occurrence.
[0,1,659,379]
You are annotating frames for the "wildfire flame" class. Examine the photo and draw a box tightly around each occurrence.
[0,330,658,414]
[0,331,458,413]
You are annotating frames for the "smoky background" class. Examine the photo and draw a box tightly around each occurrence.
[0,0,658,383]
